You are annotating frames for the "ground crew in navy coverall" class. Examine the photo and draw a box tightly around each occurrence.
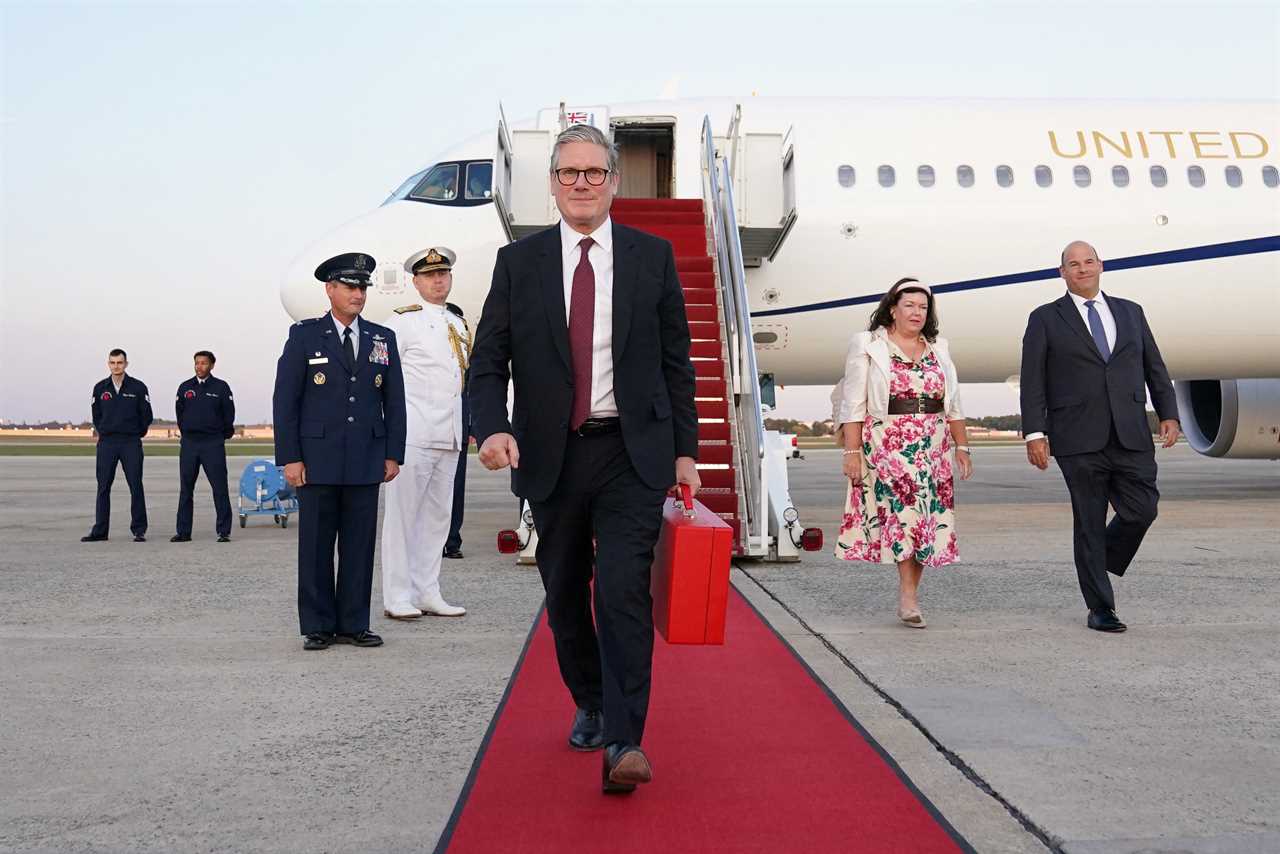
[172,350,236,543]
[272,252,407,652]
[83,348,153,542]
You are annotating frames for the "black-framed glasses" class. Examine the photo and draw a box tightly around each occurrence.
[553,167,612,186]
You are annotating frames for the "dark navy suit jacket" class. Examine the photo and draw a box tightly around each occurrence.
[469,222,698,502]
[91,375,153,439]
[272,314,407,485]
[175,375,235,440]
[1020,293,1177,457]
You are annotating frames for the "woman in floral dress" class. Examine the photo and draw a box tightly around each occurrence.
[830,279,973,628]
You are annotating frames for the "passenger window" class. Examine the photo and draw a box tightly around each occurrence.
[1073,165,1091,187]
[1035,165,1052,187]
[410,163,460,201]
[956,165,975,187]
[1225,165,1243,188]
[917,165,935,187]
[1150,165,1168,187]
[1112,165,1130,187]
[996,165,1014,187]
[1187,165,1205,188]
[837,165,855,187]
[1264,165,1279,188]
[465,162,493,199]
[878,165,895,187]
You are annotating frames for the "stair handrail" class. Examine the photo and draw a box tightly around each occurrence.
[701,116,767,553]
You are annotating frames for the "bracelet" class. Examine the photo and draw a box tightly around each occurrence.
[842,449,862,456]
[956,445,971,455]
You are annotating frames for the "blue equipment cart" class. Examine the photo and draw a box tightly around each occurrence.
[237,458,298,528]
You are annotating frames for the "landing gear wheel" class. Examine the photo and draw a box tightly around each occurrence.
[239,515,247,529]
[280,515,289,529]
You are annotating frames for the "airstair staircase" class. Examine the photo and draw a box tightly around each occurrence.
[496,106,820,561]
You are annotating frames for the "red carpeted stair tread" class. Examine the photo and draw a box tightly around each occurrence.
[611,197,704,212]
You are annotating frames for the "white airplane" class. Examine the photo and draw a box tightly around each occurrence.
[282,97,1280,461]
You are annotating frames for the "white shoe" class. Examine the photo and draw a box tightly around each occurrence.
[414,594,466,617]
[383,604,423,620]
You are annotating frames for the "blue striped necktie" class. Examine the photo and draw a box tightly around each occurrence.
[1085,300,1111,361]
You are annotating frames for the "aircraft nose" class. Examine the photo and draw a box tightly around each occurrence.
[279,201,507,325]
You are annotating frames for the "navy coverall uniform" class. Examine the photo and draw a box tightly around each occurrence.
[272,314,407,636]
[175,375,236,538]
[89,375,153,538]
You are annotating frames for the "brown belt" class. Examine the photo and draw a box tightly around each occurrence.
[887,396,944,415]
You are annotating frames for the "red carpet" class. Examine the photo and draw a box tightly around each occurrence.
[435,588,974,853]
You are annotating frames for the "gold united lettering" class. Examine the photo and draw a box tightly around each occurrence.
[1047,130,1270,159]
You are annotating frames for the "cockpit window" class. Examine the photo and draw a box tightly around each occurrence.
[465,161,493,200]
[388,169,427,202]
[384,159,495,207]
[410,163,459,201]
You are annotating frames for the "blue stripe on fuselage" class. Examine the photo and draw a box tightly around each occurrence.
[749,235,1280,319]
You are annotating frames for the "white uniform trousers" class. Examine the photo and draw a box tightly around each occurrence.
[381,445,459,609]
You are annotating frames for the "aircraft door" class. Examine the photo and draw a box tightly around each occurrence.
[726,105,799,264]
[493,104,515,242]
[494,104,558,241]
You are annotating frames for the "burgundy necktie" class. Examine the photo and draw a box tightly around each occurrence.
[568,236,595,430]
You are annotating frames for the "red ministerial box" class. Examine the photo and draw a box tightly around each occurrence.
[651,485,734,645]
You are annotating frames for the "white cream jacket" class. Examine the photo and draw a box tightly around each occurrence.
[383,303,469,451]
[830,328,965,430]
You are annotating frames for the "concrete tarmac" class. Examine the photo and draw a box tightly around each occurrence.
[0,447,1276,853]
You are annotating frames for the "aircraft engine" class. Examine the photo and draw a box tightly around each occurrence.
[1174,379,1280,460]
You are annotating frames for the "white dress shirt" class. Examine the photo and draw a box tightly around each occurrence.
[560,217,617,418]
[1025,291,1116,443]
[332,314,360,362]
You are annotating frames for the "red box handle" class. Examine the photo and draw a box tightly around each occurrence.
[679,483,695,518]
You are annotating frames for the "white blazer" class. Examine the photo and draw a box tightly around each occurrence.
[830,328,965,431]
[384,303,468,451]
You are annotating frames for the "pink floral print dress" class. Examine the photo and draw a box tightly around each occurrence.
[835,342,959,567]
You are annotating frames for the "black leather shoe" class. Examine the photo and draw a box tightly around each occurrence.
[1087,610,1127,633]
[568,708,605,751]
[602,743,652,794]
[217,535,231,543]
[303,633,333,651]
[81,534,108,542]
[133,535,146,543]
[443,547,463,559]
[170,534,191,542]
[333,630,383,647]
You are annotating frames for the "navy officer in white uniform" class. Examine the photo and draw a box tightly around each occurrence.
[272,252,407,651]
[379,247,468,619]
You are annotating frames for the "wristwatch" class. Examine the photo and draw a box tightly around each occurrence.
[956,445,971,455]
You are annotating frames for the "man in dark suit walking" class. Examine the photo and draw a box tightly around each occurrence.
[1020,241,1180,633]
[273,252,407,652]
[470,124,699,793]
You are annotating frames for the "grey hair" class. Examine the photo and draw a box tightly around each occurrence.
[1060,240,1101,266]
[550,124,619,174]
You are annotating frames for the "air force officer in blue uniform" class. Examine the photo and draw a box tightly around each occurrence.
[172,350,236,542]
[273,252,407,651]
[83,348,153,542]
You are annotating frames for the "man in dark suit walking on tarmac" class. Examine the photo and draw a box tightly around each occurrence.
[470,124,700,794]
[1020,240,1180,633]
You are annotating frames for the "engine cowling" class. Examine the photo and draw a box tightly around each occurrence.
[1174,379,1280,459]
